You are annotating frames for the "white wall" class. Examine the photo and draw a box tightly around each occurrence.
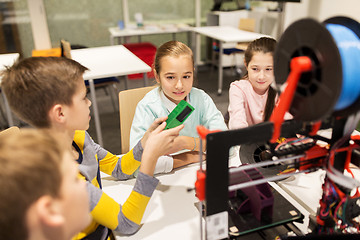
[314,0,360,22]
[27,0,51,50]
[283,0,311,29]
[283,0,360,30]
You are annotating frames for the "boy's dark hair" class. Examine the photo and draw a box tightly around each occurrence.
[1,57,88,127]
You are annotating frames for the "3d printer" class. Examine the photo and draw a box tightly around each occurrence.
[195,16,360,239]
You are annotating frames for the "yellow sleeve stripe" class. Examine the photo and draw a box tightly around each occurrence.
[99,152,119,175]
[121,149,141,175]
[72,220,98,240]
[78,172,86,180]
[122,191,150,225]
[91,177,100,188]
[90,193,120,230]
[73,130,85,153]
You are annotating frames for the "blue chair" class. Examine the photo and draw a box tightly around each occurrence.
[84,77,120,112]
[211,41,245,76]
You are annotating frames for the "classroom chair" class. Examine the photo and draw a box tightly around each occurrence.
[118,85,156,154]
[32,48,62,57]
[123,42,156,80]
[0,126,20,137]
[123,42,156,89]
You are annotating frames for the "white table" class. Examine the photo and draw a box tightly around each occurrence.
[101,151,313,239]
[71,45,151,146]
[101,153,241,240]
[103,164,202,240]
[109,25,192,45]
[0,53,20,127]
[192,26,267,95]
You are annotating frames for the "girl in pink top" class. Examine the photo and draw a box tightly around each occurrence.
[228,37,283,129]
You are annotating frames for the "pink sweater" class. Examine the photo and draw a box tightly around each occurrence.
[228,80,292,130]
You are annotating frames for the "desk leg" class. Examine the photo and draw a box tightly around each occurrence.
[194,32,199,75]
[143,72,148,87]
[2,93,14,126]
[218,41,224,95]
[187,31,191,48]
[88,79,104,146]
[110,35,114,45]
[124,75,129,90]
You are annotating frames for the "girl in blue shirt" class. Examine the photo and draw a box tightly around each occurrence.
[130,40,228,174]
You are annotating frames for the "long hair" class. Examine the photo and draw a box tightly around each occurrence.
[243,37,277,121]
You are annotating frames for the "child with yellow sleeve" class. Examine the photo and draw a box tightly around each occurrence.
[1,57,183,239]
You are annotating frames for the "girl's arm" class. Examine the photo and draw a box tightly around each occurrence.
[173,151,205,169]
[171,136,206,152]
[228,83,249,129]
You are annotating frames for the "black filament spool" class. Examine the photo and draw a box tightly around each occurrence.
[239,143,287,177]
[274,18,342,121]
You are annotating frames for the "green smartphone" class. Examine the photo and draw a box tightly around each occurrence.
[165,100,195,129]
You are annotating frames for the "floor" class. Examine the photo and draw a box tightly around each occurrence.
[87,65,239,154]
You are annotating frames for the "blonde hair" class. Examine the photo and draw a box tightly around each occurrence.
[0,129,66,240]
[1,57,88,127]
[153,41,194,74]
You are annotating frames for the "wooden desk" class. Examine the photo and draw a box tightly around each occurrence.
[0,53,20,127]
[109,25,192,45]
[71,45,151,146]
[192,26,267,95]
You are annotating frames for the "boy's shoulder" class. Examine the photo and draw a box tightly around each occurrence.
[73,130,90,145]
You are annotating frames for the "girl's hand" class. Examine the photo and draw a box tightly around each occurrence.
[167,136,204,154]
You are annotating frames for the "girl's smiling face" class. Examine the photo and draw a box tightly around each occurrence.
[155,55,194,105]
[246,52,274,95]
